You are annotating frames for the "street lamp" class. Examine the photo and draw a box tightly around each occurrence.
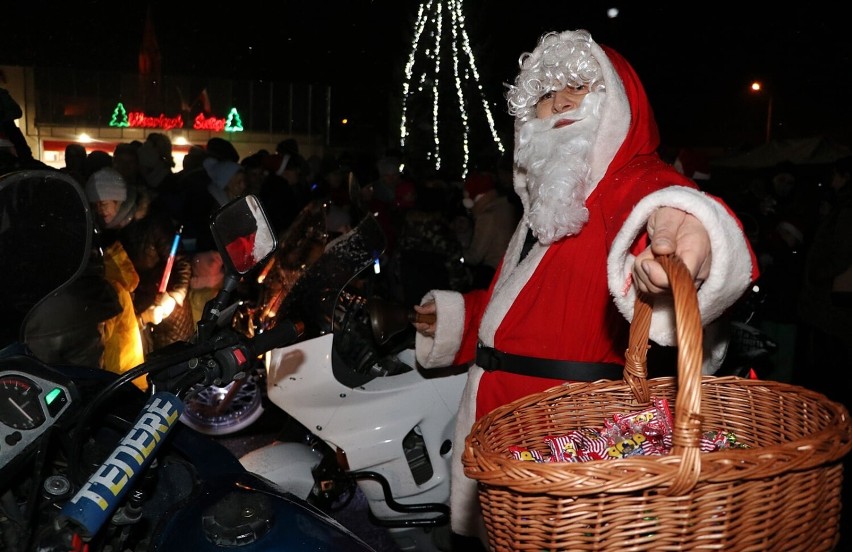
[750,81,773,143]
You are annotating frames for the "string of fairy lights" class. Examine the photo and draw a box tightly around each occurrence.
[399,0,505,179]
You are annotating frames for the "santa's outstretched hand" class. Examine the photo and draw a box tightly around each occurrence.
[632,206,712,294]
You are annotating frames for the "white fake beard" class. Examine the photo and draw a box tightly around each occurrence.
[516,91,604,244]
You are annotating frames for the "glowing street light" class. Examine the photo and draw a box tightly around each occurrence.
[750,81,773,143]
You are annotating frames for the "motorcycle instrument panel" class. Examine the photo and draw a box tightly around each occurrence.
[0,358,75,473]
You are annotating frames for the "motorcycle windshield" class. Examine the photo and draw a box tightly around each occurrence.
[276,204,386,335]
[0,170,91,345]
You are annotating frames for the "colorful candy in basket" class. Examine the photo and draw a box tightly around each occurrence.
[509,397,747,463]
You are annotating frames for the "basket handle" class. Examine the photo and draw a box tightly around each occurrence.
[624,253,704,495]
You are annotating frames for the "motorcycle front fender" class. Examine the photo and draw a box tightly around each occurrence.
[240,441,323,499]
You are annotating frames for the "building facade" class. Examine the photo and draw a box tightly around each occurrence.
[2,64,331,168]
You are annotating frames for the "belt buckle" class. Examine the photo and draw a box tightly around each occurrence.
[477,342,500,372]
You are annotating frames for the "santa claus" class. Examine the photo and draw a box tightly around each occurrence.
[411,29,758,543]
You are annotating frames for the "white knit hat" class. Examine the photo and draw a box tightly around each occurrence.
[85,167,127,202]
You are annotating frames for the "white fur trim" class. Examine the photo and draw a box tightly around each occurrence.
[586,41,630,191]
[415,290,466,368]
[478,223,544,343]
[449,366,487,538]
[607,186,753,349]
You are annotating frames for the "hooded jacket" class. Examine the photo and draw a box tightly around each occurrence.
[101,240,147,389]
[414,35,758,539]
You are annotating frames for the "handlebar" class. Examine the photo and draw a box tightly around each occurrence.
[246,320,305,359]
[69,318,304,487]
[409,312,436,324]
[145,319,305,392]
[40,393,185,547]
[51,319,305,547]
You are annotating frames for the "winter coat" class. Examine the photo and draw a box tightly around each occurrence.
[101,240,147,389]
[798,181,852,338]
[464,191,518,270]
[109,207,194,353]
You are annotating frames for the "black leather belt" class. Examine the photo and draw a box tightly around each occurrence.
[476,342,624,381]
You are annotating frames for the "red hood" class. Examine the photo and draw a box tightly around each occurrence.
[599,44,661,177]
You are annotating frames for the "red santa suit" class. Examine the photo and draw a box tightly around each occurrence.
[414,33,759,540]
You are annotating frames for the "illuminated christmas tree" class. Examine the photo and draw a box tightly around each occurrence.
[399,0,505,179]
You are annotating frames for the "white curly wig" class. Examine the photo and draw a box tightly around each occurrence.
[506,30,606,125]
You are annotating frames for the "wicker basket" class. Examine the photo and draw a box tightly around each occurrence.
[463,254,852,551]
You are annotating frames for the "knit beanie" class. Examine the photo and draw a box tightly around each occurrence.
[464,171,495,200]
[262,153,290,177]
[203,157,242,189]
[206,137,240,163]
[85,167,127,202]
[137,142,170,188]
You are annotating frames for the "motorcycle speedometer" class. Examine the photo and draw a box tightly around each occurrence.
[0,375,47,430]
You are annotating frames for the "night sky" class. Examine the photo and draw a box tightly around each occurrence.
[2,1,851,149]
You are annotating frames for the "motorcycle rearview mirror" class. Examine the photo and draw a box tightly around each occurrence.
[199,195,277,337]
[211,194,277,277]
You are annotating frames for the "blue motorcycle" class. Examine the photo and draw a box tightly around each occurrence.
[0,169,375,552]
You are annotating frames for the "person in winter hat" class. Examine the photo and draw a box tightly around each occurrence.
[87,166,193,354]
[0,86,40,172]
[84,167,146,382]
[410,29,759,543]
[461,170,519,289]
[203,156,245,206]
[206,137,240,163]
[86,167,137,229]
[137,133,175,191]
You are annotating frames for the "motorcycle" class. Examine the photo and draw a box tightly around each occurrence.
[178,200,332,437]
[0,169,375,551]
[237,199,468,552]
[715,281,778,379]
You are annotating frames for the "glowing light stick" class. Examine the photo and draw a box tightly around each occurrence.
[158,225,183,293]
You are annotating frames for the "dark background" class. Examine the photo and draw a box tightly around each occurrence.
[2,1,851,150]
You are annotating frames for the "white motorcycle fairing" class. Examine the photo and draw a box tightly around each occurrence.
[241,333,466,550]
[239,440,323,500]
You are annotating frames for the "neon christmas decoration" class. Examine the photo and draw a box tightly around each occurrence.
[107,103,243,133]
[128,112,184,130]
[194,113,225,131]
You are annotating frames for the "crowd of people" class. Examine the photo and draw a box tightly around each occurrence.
[1,89,526,389]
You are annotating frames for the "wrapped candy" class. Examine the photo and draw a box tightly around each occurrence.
[508,445,545,463]
[507,397,746,463]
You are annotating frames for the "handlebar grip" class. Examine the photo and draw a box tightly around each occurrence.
[247,320,305,357]
[409,312,436,324]
[59,393,184,538]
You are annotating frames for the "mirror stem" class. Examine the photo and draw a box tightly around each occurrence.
[197,272,241,341]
